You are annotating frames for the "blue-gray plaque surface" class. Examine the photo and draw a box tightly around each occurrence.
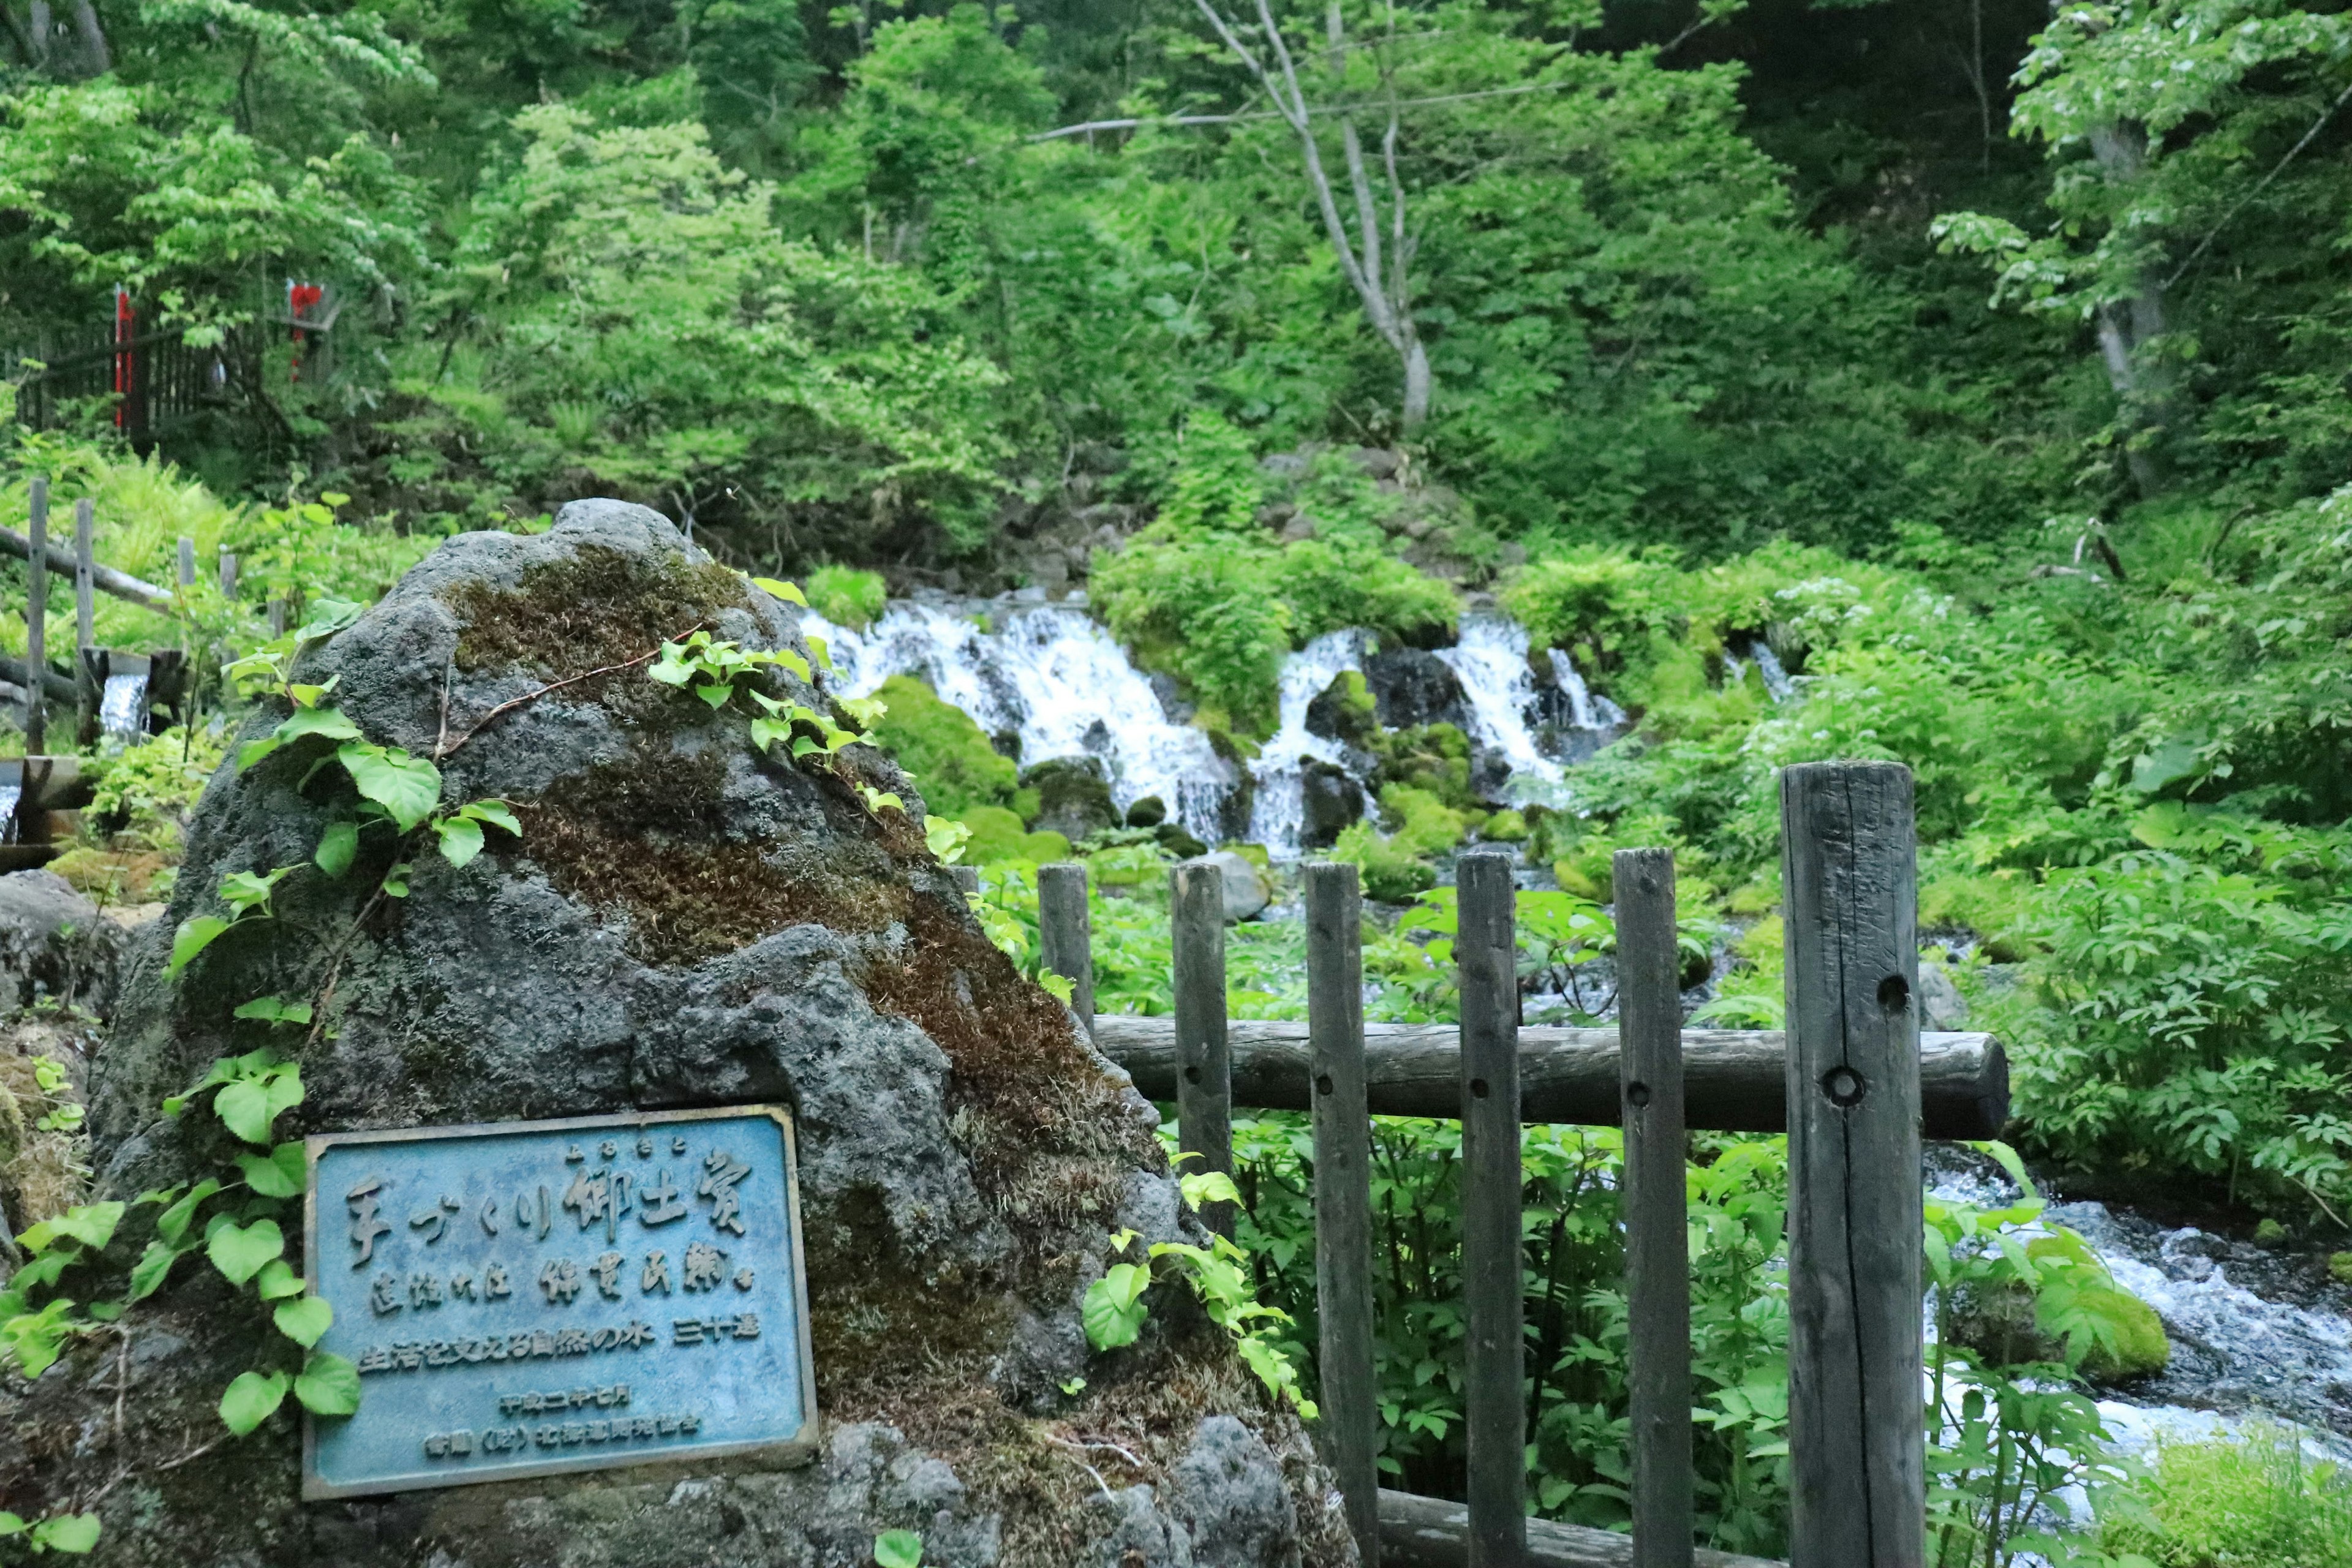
[301,1106,817,1498]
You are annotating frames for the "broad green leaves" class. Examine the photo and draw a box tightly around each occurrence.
[1080,1261,1150,1352]
[0,1511,101,1553]
[219,1368,290,1434]
[337,743,440,832]
[206,1218,285,1286]
[272,1294,333,1348]
[432,799,521,868]
[294,1351,361,1415]
[236,704,361,772]
[873,1529,924,1568]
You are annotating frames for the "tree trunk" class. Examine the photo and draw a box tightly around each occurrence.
[2088,120,2168,496]
[68,0,105,72]
[26,0,51,66]
[1401,336,1430,433]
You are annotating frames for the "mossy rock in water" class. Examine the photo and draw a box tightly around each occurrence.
[869,673,1016,818]
[1368,722,1477,813]
[1945,1276,2169,1381]
[1020,756,1118,841]
[960,804,1072,866]
[47,501,1352,1568]
[1304,669,1378,750]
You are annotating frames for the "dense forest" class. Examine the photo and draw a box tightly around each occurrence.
[7,0,2352,1561]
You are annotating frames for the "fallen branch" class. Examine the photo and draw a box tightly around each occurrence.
[435,623,706,761]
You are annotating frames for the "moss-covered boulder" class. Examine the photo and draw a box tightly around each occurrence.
[1019,756,1118,842]
[869,673,1017,818]
[29,502,1351,1568]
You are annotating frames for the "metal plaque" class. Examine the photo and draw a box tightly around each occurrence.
[301,1106,818,1499]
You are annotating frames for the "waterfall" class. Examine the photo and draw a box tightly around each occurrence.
[1549,650,1627,731]
[1246,630,1366,858]
[1749,641,1794,701]
[0,784,21,845]
[99,672,148,739]
[805,601,1234,840]
[1438,615,1567,800]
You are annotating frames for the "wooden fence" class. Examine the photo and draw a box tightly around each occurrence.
[3,318,265,448]
[1031,760,1967,1568]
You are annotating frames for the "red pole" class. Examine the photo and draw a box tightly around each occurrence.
[112,285,135,431]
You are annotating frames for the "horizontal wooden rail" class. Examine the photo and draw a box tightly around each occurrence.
[1377,1491,1784,1568]
[1091,1017,2007,1140]
[0,524,174,612]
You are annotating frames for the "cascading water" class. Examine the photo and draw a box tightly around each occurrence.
[1749,641,1794,701]
[1245,630,1366,858]
[99,672,148,739]
[1438,614,1588,804]
[0,785,21,845]
[1549,649,1627,731]
[805,600,1234,840]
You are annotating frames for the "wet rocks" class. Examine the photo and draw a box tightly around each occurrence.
[0,869,121,1014]
[1022,755,1120,842]
[1196,851,1270,924]
[1359,649,1465,731]
[1298,763,1363,851]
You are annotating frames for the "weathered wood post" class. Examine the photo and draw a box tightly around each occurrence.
[1615,848,1693,1568]
[1171,859,1234,1235]
[176,536,195,657]
[24,480,47,755]
[1038,862,1095,1039]
[219,548,238,599]
[1780,762,1923,1568]
[72,499,93,652]
[1457,849,1524,1568]
[1306,859,1378,1565]
[74,499,97,748]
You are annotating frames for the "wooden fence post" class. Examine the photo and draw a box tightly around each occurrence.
[219,549,238,600]
[1780,762,1923,1568]
[1306,860,1378,1565]
[1171,859,1233,1235]
[24,480,47,756]
[1457,849,1523,1568]
[1038,862,1095,1039]
[1615,848,1693,1568]
[72,499,93,654]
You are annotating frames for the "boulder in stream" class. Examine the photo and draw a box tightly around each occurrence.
[27,501,1352,1568]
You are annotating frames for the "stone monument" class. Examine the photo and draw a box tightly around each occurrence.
[7,502,1352,1567]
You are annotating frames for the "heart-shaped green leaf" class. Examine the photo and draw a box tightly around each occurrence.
[873,1529,923,1568]
[156,1178,221,1247]
[219,1368,290,1434]
[30,1513,99,1553]
[434,815,484,868]
[128,1240,178,1302]
[337,744,442,832]
[462,799,521,835]
[235,1143,305,1199]
[315,820,358,878]
[254,1257,306,1301]
[273,1294,333,1348]
[206,1217,284,1286]
[166,916,231,978]
[1080,1262,1152,1352]
[214,1079,272,1144]
[294,1351,361,1416]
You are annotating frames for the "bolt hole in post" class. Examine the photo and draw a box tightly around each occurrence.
[1877,973,1910,1012]
[1316,1073,1334,1096]
[1821,1066,1868,1108]
[1626,1080,1652,1109]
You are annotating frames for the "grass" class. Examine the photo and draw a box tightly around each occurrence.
[2101,1425,2352,1567]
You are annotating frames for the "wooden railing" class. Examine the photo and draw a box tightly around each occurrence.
[1032,760,1948,1568]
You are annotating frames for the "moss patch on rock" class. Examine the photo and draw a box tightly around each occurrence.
[870,675,1016,818]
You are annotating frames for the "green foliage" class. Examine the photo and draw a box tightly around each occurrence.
[806,565,887,630]
[872,1528,925,1568]
[2102,1424,2352,1567]
[85,728,228,851]
[869,676,1015,818]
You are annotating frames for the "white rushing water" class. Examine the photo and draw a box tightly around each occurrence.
[805,600,1234,839]
[99,672,147,739]
[0,783,21,844]
[1246,630,1366,858]
[1722,639,1795,703]
[1438,614,1578,803]
[1550,649,1628,731]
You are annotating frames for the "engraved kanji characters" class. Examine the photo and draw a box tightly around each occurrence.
[641,1250,671,1294]
[681,1241,728,1292]
[733,1267,755,1291]
[538,1257,582,1305]
[591,1251,625,1300]
[696,1148,750,1235]
[409,1272,444,1310]
[347,1176,391,1267]
[637,1168,687,1227]
[369,1272,403,1316]
[484,1262,512,1300]
[449,1271,477,1301]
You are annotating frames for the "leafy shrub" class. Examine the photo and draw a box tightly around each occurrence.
[85,726,230,851]
[806,565,887,630]
[2101,1425,2352,1567]
[869,675,1015,817]
[955,804,1068,865]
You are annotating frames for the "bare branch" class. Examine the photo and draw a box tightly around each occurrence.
[1029,80,1574,142]
[436,624,707,761]
[2164,75,2352,292]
